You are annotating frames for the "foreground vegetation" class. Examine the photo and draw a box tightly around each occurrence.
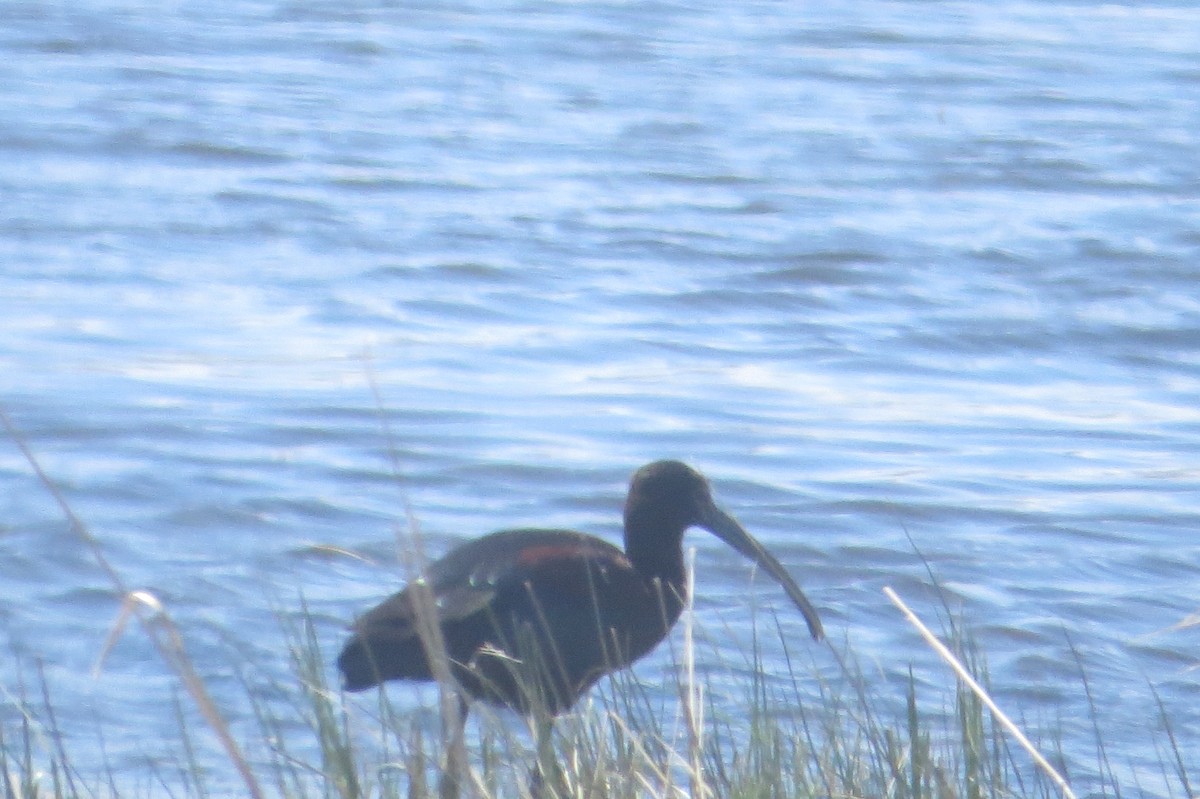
[3,586,1195,799]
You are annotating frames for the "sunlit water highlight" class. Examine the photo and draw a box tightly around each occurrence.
[2,1,1198,795]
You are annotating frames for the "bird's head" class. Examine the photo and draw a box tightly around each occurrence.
[625,459,713,534]
[624,459,825,642]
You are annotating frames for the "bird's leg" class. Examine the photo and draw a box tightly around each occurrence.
[438,694,469,799]
[528,713,562,798]
[528,765,543,799]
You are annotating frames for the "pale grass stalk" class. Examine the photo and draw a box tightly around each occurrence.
[398,515,476,799]
[1139,611,1200,673]
[600,710,674,797]
[1,408,266,799]
[368,366,473,799]
[884,585,1077,799]
[1167,611,1200,632]
[681,547,710,799]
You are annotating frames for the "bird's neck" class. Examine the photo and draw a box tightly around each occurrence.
[623,513,687,595]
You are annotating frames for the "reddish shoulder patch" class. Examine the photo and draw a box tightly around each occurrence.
[515,543,583,567]
[515,543,629,570]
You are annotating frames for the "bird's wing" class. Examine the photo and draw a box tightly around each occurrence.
[351,529,624,639]
[351,583,497,640]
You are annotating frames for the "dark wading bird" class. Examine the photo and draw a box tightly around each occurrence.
[337,460,824,790]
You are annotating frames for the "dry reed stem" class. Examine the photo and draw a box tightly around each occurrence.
[883,585,1077,799]
[366,365,475,798]
[681,548,710,799]
[1,408,267,799]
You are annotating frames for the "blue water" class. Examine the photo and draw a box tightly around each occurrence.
[2,0,1199,794]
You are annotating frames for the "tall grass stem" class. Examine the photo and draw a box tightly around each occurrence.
[884,586,1076,799]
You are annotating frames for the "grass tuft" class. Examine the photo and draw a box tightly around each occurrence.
[4,582,1198,799]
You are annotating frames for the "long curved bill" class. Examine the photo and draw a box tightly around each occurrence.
[700,504,824,641]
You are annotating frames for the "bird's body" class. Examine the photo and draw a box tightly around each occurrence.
[337,460,824,718]
[339,527,685,713]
